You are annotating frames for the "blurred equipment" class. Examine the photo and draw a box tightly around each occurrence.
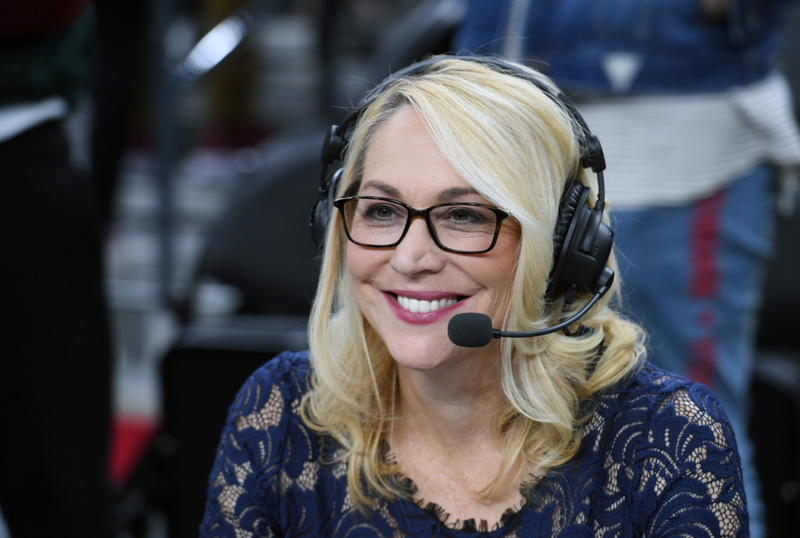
[187,133,323,317]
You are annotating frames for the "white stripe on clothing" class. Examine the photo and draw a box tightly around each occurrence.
[577,71,800,209]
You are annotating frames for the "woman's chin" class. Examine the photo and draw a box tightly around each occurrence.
[385,337,465,373]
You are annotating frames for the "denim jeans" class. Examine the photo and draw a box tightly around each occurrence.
[612,164,775,538]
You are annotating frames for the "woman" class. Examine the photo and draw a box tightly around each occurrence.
[200,56,748,537]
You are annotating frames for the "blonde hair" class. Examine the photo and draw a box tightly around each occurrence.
[301,56,646,509]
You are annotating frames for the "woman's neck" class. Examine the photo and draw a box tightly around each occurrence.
[388,353,534,527]
[393,351,506,447]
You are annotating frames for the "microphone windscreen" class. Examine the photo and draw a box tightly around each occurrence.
[447,313,494,347]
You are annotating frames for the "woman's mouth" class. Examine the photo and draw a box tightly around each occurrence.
[394,294,461,313]
[382,292,468,324]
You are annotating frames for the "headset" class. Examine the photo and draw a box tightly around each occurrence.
[309,56,614,315]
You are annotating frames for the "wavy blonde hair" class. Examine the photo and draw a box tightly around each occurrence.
[301,56,646,509]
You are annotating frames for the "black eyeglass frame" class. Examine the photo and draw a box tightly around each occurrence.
[333,195,512,254]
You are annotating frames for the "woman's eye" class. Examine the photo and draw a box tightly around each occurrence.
[448,207,484,223]
[367,205,395,218]
[435,205,496,233]
[361,203,404,224]
[451,209,474,222]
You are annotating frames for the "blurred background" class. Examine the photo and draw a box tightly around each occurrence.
[1,0,799,537]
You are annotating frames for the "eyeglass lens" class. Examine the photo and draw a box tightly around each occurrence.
[340,197,500,252]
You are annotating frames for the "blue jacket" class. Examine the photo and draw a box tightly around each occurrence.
[453,0,793,95]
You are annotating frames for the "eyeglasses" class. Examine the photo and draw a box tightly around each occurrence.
[333,196,511,254]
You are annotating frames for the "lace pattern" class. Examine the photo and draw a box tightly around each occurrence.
[200,351,748,537]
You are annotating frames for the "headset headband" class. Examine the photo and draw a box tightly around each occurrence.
[319,56,606,204]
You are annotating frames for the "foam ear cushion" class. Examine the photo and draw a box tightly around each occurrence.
[552,182,585,266]
[309,167,343,249]
[309,197,330,248]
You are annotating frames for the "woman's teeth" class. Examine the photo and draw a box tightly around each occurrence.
[396,295,458,313]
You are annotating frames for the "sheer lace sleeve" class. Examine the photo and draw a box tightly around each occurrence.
[634,374,749,537]
[199,352,312,538]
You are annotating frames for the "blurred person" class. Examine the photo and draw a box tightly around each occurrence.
[200,56,750,537]
[0,2,115,537]
[454,1,800,537]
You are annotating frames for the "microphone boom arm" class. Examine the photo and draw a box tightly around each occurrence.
[493,266,614,339]
[447,267,615,347]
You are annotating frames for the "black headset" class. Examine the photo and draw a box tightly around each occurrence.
[309,56,614,300]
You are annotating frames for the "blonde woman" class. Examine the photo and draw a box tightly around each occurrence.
[201,56,748,537]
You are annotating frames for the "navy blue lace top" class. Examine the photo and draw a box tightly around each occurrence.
[200,351,748,537]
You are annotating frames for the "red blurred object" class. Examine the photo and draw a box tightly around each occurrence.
[109,415,159,487]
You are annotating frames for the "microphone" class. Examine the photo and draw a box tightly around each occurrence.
[447,267,614,347]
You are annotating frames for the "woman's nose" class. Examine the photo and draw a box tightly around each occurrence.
[390,217,446,276]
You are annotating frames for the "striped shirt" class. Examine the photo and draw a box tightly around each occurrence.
[576,72,800,209]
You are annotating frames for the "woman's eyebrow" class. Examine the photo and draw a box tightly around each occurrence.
[359,180,401,198]
[438,187,480,202]
[359,181,481,203]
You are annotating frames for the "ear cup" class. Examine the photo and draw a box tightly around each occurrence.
[549,183,614,295]
[552,182,585,266]
[309,168,342,248]
[549,184,590,294]
[309,197,329,249]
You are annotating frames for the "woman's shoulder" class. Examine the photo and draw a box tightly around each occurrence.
[229,350,313,417]
[201,350,325,536]
[582,361,748,534]
[595,361,736,444]
[560,362,748,535]
[249,349,312,392]
[210,349,318,484]
[612,361,730,420]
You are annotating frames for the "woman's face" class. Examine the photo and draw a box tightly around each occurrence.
[346,107,521,372]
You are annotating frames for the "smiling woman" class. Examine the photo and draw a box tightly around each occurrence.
[343,106,522,379]
[200,56,750,537]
